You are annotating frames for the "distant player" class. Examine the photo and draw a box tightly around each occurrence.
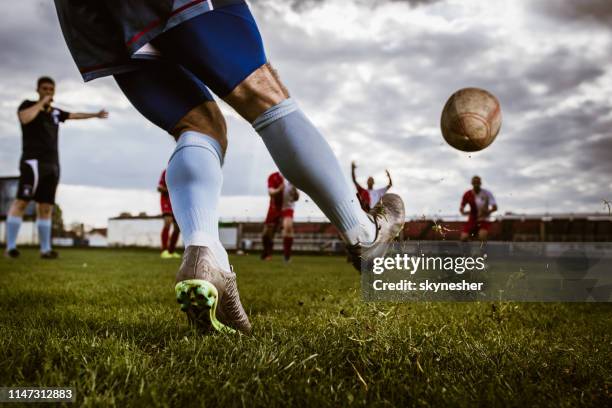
[351,161,393,212]
[261,171,299,262]
[460,175,497,242]
[4,76,107,259]
[158,169,181,259]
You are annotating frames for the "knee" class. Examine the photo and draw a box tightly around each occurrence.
[37,204,53,218]
[224,63,290,123]
[172,101,228,154]
[10,200,28,215]
[283,221,294,236]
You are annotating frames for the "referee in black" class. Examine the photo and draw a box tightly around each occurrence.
[4,76,108,258]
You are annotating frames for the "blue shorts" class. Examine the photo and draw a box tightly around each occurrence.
[114,3,267,133]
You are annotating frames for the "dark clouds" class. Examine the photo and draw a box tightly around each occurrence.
[532,0,612,27]
[0,0,610,222]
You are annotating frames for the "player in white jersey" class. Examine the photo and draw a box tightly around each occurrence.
[460,175,498,242]
[351,161,393,212]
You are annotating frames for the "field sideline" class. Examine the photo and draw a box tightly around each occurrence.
[0,249,610,407]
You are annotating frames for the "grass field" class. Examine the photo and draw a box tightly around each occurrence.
[0,248,610,407]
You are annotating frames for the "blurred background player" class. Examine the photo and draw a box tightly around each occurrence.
[54,0,405,334]
[351,161,393,212]
[261,171,299,262]
[4,76,107,259]
[158,169,181,259]
[459,175,497,242]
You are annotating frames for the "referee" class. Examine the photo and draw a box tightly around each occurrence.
[4,76,108,259]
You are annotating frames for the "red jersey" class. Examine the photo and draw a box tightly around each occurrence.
[356,185,390,211]
[268,172,284,211]
[461,188,496,221]
[158,170,169,196]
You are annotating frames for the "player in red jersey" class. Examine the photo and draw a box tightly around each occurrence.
[261,171,299,262]
[460,175,497,242]
[158,169,181,259]
[351,161,393,212]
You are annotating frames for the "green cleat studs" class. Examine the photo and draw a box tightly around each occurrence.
[174,279,235,334]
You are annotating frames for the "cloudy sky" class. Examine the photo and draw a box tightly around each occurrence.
[0,0,611,227]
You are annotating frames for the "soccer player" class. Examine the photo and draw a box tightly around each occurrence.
[54,1,405,334]
[261,171,299,262]
[351,161,393,212]
[459,175,497,242]
[158,169,181,259]
[4,76,107,259]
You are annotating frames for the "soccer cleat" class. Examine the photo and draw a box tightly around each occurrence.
[346,193,405,273]
[4,248,20,258]
[171,252,181,259]
[174,246,251,335]
[160,250,173,259]
[40,250,59,259]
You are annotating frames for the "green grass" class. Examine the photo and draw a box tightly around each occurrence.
[0,248,610,407]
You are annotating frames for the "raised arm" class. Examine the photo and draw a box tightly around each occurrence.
[385,169,393,188]
[351,161,361,189]
[68,109,109,120]
[291,187,300,202]
[18,97,51,125]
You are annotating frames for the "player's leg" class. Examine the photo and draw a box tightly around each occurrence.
[168,217,181,256]
[150,4,402,260]
[261,224,273,260]
[5,199,29,257]
[36,203,55,258]
[282,214,295,263]
[113,62,250,334]
[161,215,173,258]
[34,163,60,258]
[460,219,474,242]
[115,63,228,268]
[261,208,279,260]
[5,160,39,256]
[478,222,490,242]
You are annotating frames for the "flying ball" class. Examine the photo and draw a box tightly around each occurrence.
[440,87,502,152]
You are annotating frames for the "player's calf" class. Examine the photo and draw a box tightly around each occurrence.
[282,217,294,263]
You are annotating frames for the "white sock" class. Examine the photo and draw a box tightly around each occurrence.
[165,131,231,272]
[6,215,22,250]
[37,218,52,253]
[254,98,375,245]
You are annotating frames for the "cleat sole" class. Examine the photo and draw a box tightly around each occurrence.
[174,280,235,334]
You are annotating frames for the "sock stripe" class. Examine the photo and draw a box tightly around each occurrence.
[171,131,223,164]
[253,98,298,131]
